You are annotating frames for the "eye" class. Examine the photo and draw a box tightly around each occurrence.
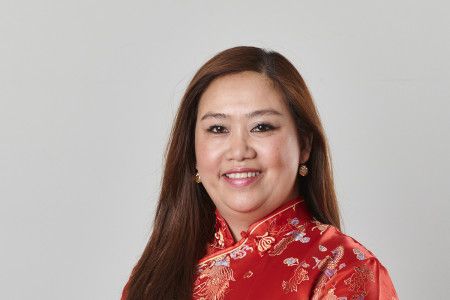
[207,125,228,134]
[251,123,275,132]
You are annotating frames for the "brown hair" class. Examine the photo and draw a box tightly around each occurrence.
[123,46,340,300]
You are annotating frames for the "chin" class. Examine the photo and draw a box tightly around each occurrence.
[222,194,265,214]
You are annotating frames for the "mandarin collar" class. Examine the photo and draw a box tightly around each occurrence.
[209,196,311,251]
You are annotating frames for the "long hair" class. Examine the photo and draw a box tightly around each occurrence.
[124,46,340,299]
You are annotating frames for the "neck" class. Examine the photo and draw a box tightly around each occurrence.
[217,208,263,242]
[226,217,255,242]
[218,194,300,242]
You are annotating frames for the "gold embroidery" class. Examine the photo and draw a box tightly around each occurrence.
[344,265,375,299]
[243,270,253,278]
[269,234,296,256]
[282,262,309,293]
[215,230,224,248]
[323,287,339,300]
[255,231,276,253]
[311,246,345,300]
[269,223,308,256]
[311,220,329,235]
[199,201,302,266]
[312,254,331,270]
[193,256,235,300]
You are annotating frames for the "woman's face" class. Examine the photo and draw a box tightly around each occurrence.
[195,71,310,222]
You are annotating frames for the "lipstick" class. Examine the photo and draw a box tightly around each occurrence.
[222,168,262,188]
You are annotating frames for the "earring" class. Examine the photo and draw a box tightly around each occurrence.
[194,171,201,183]
[298,164,309,176]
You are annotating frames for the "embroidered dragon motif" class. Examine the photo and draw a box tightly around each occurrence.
[269,219,309,256]
[311,246,345,300]
[282,261,310,293]
[193,256,235,300]
[311,219,330,235]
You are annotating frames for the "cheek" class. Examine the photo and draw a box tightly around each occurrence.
[195,135,223,172]
[258,135,300,168]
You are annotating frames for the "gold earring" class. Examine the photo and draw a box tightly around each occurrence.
[194,171,201,183]
[298,164,309,176]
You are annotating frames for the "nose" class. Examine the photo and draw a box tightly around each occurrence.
[225,130,256,161]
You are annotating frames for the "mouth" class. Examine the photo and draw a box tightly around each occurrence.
[222,169,262,188]
[223,171,261,179]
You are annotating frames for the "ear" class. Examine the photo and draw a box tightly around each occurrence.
[300,133,313,164]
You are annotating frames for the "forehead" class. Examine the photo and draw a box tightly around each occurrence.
[197,71,287,115]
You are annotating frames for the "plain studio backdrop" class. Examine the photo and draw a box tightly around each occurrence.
[1,1,449,299]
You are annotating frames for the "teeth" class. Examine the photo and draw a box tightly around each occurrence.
[225,172,260,179]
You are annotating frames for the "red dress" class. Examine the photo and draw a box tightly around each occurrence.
[121,196,398,299]
[193,197,398,299]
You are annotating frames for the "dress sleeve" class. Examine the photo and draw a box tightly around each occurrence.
[319,257,398,299]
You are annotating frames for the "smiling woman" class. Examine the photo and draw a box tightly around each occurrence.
[194,71,305,241]
[121,46,398,300]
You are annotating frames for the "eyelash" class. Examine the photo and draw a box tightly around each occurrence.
[252,123,275,132]
[206,123,276,134]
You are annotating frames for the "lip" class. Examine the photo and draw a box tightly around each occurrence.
[222,168,262,188]
[222,167,260,175]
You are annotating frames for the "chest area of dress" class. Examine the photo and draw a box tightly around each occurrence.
[193,222,346,299]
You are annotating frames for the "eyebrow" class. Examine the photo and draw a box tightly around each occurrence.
[200,109,283,121]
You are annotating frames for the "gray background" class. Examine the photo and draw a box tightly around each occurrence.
[1,1,449,299]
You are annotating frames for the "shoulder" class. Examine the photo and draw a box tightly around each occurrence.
[327,223,379,262]
[307,220,398,299]
[307,218,382,265]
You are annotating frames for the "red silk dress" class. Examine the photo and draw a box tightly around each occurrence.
[193,197,398,300]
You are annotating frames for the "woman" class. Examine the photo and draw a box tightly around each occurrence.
[121,46,398,299]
